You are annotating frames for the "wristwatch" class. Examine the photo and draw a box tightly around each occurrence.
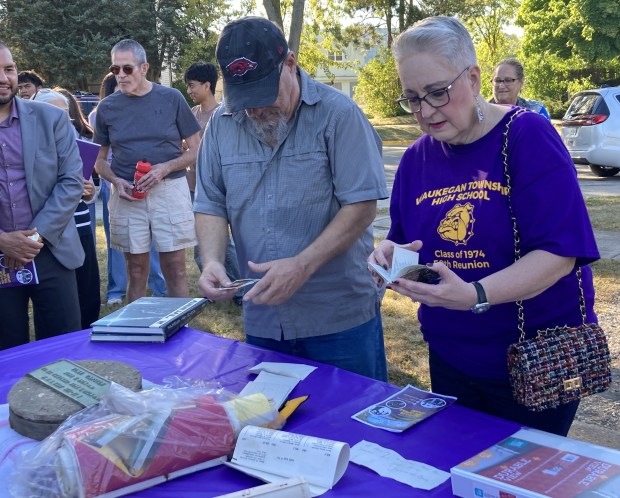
[470,281,491,314]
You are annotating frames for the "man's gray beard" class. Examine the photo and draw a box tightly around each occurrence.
[247,113,288,145]
[0,87,17,106]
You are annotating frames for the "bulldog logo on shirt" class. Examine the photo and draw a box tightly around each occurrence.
[437,203,475,245]
[226,58,258,77]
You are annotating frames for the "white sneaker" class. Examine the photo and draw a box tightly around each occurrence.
[106,298,123,306]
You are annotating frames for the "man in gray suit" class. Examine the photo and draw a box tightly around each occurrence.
[0,42,84,350]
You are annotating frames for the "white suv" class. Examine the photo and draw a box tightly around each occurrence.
[561,86,620,177]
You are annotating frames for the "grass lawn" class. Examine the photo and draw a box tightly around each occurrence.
[95,222,429,387]
[370,115,421,144]
[586,196,620,232]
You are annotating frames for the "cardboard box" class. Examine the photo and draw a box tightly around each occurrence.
[451,428,620,498]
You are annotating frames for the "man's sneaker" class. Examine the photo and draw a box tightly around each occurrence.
[106,298,123,306]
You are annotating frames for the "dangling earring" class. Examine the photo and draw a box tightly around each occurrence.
[475,96,484,122]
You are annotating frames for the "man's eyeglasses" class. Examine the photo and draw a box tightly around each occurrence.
[396,66,470,114]
[109,64,139,76]
[491,77,519,86]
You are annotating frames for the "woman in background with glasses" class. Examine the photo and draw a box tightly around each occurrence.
[489,58,551,120]
[369,16,598,436]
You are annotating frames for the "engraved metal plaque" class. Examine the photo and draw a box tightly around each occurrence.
[27,359,111,407]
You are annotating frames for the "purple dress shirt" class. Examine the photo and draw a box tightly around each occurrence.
[0,99,33,234]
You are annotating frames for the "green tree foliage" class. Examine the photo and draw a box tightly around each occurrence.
[171,0,245,81]
[262,0,378,78]
[425,0,520,99]
[343,0,427,47]
[475,32,520,100]
[300,0,380,77]
[354,47,402,118]
[0,0,230,91]
[1,0,114,90]
[458,0,518,63]
[517,0,620,115]
[349,0,520,117]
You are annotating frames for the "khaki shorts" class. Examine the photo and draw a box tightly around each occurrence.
[109,177,197,254]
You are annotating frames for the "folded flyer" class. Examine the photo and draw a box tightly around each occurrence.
[0,254,38,288]
[352,385,456,433]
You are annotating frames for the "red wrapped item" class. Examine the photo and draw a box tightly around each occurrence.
[9,382,278,498]
[56,395,235,497]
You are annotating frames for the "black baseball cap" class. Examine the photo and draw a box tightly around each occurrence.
[216,16,288,113]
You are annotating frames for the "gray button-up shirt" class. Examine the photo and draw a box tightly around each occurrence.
[195,69,388,340]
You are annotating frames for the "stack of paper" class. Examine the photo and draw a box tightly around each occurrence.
[239,371,300,410]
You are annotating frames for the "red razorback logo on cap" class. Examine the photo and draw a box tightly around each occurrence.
[226,57,258,77]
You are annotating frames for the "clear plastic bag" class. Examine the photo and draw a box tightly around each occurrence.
[9,377,279,498]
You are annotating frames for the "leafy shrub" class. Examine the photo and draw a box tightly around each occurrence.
[354,47,405,118]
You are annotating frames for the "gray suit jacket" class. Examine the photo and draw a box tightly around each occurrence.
[17,98,85,270]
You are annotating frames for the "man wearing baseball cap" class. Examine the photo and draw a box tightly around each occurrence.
[194,17,388,380]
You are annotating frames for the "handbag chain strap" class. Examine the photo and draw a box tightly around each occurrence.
[501,109,587,342]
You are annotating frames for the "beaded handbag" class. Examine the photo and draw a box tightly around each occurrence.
[501,110,612,412]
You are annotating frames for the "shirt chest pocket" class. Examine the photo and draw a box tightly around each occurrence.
[278,149,332,207]
[220,148,332,209]
[220,153,265,211]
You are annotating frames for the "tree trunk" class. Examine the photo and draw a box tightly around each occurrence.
[288,0,305,55]
[263,0,284,31]
[76,77,89,92]
[263,0,305,56]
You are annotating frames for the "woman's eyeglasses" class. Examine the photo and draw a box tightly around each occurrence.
[396,66,470,114]
[491,77,519,86]
[109,64,139,76]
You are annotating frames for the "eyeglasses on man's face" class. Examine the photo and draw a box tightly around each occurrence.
[491,77,519,86]
[397,66,470,114]
[109,64,139,76]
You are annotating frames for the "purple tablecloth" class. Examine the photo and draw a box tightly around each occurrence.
[0,327,520,497]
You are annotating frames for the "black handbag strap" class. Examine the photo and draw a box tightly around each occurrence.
[501,109,587,341]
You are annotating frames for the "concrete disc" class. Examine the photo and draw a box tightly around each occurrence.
[8,360,142,440]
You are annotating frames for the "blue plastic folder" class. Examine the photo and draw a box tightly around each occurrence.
[76,139,100,179]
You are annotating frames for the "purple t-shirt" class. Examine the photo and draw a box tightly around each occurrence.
[388,108,599,381]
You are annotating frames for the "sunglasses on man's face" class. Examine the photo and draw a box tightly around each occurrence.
[109,64,139,76]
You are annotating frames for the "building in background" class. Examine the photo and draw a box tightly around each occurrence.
[314,30,386,99]
[314,46,374,98]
